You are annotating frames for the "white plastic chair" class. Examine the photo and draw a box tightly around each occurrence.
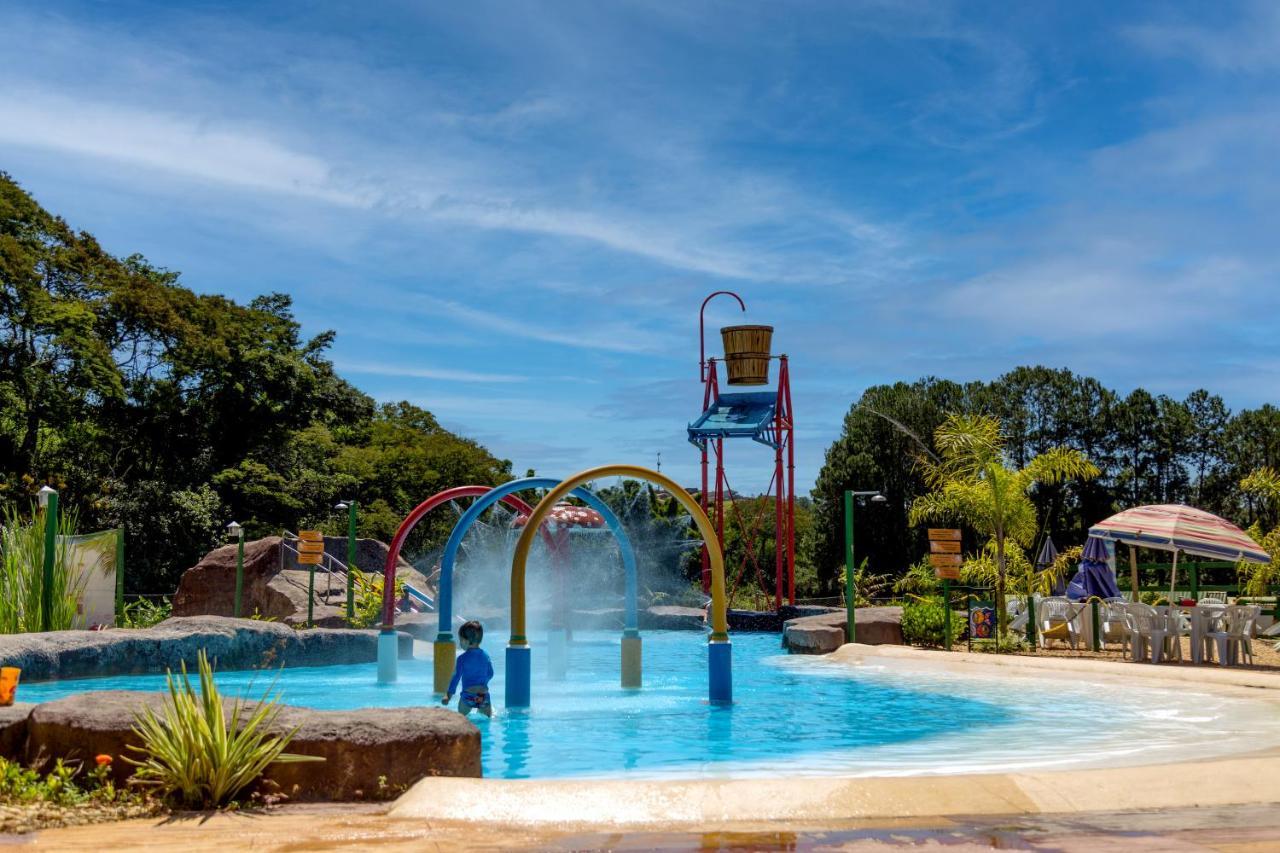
[1124,603,1168,663]
[1099,600,1131,648]
[1161,608,1184,663]
[1038,597,1081,649]
[1206,605,1260,666]
[1197,590,1228,605]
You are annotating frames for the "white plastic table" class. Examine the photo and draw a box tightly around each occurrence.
[1155,604,1225,664]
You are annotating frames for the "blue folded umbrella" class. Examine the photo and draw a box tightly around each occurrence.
[1035,537,1065,596]
[1066,536,1121,600]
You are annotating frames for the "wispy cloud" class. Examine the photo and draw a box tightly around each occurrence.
[0,88,369,206]
[336,361,526,383]
[1126,1,1280,72]
[413,296,680,355]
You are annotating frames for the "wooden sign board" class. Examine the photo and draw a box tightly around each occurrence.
[934,565,960,580]
[929,540,961,554]
[927,528,961,541]
[297,530,324,564]
[929,553,962,568]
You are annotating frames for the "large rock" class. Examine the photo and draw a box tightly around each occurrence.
[173,536,430,626]
[0,616,413,682]
[0,703,33,761]
[24,691,479,799]
[783,606,904,654]
[728,609,782,632]
[639,606,705,630]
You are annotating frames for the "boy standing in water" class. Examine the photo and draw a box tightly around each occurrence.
[442,620,494,717]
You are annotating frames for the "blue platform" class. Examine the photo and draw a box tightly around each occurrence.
[688,391,779,448]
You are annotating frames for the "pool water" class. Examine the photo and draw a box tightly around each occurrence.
[18,631,1280,779]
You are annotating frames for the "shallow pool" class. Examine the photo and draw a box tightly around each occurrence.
[18,631,1280,779]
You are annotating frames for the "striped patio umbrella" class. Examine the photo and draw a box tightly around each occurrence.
[1089,504,1271,599]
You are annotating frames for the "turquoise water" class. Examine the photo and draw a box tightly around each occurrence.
[17,631,1277,779]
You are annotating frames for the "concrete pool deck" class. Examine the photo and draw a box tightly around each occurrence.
[389,642,1280,828]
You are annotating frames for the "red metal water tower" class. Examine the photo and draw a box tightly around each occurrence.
[688,292,796,610]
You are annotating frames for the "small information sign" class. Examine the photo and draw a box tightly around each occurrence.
[929,539,961,554]
[927,528,961,541]
[298,530,324,565]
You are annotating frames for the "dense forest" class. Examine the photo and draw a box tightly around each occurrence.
[811,370,1280,595]
[0,173,511,595]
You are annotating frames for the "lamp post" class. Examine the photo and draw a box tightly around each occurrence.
[335,501,357,622]
[37,486,58,632]
[843,489,887,644]
[227,521,244,617]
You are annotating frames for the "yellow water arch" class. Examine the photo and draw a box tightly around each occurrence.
[505,464,731,705]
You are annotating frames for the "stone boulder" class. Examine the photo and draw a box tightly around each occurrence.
[639,606,705,630]
[0,703,32,761]
[727,609,782,632]
[782,606,904,654]
[23,691,479,798]
[0,616,413,682]
[173,536,430,627]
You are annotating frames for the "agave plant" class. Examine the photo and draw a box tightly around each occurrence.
[127,651,321,808]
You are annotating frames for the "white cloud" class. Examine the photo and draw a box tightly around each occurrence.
[0,88,369,206]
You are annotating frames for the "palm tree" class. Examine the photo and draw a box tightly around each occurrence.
[909,414,1099,639]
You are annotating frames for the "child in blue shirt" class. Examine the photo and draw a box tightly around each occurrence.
[442,620,494,717]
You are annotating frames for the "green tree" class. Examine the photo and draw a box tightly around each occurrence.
[908,414,1099,638]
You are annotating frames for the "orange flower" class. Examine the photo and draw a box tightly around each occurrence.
[95,754,112,766]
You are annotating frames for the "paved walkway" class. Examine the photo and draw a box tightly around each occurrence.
[17,803,1280,850]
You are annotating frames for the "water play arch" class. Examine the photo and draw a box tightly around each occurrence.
[432,477,640,693]
[377,485,555,683]
[507,465,731,707]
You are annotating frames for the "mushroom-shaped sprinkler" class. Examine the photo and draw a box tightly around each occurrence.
[513,502,607,679]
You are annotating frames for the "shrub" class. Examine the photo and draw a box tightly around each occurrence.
[119,596,172,629]
[127,650,322,808]
[901,597,962,648]
[348,569,403,628]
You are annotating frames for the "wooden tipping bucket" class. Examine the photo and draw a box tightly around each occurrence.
[720,325,773,385]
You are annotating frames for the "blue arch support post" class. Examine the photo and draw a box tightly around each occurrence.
[434,477,641,701]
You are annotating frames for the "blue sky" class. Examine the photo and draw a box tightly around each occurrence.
[1,1,1277,493]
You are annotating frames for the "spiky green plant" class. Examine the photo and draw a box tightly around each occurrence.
[126,651,321,808]
[0,503,86,633]
[909,414,1099,640]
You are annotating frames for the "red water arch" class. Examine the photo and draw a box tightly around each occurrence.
[380,485,554,627]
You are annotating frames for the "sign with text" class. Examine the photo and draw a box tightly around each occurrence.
[928,529,962,578]
[297,530,324,565]
[930,548,961,580]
